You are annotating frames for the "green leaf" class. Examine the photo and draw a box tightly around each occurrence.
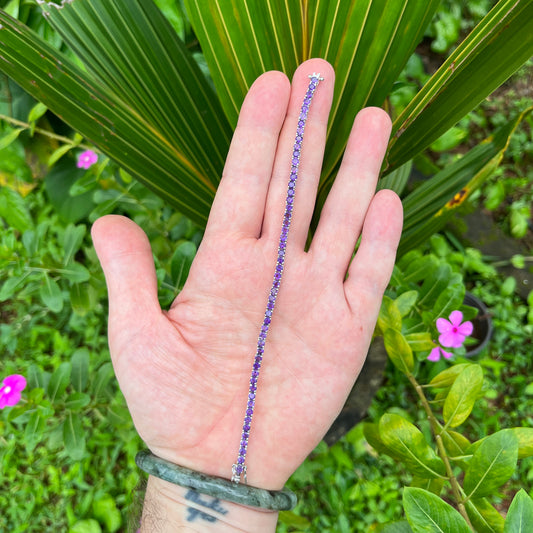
[0,186,33,232]
[63,411,86,460]
[39,273,64,313]
[185,0,440,210]
[432,281,465,323]
[0,127,24,150]
[69,283,92,316]
[429,364,472,388]
[0,3,227,227]
[44,160,95,223]
[405,332,434,352]
[441,430,471,462]
[91,362,115,400]
[28,101,48,123]
[278,510,311,529]
[512,427,533,459]
[65,392,91,411]
[62,224,86,265]
[388,0,533,170]
[170,240,197,289]
[47,362,71,402]
[58,262,91,283]
[504,489,533,533]
[363,422,392,456]
[443,364,483,428]
[463,430,518,500]
[468,427,533,462]
[24,410,45,451]
[92,494,122,533]
[0,273,31,302]
[465,498,505,533]
[403,487,471,533]
[395,290,419,317]
[384,329,414,375]
[378,295,403,333]
[69,519,102,533]
[398,108,532,255]
[430,126,468,152]
[377,161,412,196]
[379,414,445,478]
[375,520,413,533]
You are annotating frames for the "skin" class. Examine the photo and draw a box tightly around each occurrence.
[91,58,403,531]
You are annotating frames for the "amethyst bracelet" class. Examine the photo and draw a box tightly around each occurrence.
[231,73,324,484]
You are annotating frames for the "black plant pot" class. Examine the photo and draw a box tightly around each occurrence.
[463,291,493,357]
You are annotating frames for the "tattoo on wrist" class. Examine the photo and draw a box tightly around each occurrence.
[185,489,229,523]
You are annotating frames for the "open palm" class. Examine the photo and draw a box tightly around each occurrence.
[91,59,402,491]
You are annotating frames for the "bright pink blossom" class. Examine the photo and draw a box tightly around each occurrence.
[437,310,473,348]
[427,345,453,362]
[77,150,98,169]
[0,374,27,408]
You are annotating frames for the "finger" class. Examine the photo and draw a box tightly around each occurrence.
[309,107,392,277]
[91,215,161,346]
[344,190,403,323]
[204,71,290,240]
[261,58,334,250]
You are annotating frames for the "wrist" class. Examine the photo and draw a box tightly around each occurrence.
[140,476,279,532]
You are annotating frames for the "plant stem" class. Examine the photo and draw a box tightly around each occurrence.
[0,113,94,150]
[407,373,475,531]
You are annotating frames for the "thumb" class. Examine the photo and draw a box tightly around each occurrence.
[91,215,161,339]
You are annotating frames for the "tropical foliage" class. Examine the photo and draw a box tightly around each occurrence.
[0,0,532,251]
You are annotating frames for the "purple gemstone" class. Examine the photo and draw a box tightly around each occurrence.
[244,416,252,424]
[235,465,243,474]
[243,424,250,432]
[252,371,259,379]
[253,363,260,372]
[237,456,245,464]
[240,447,247,455]
[246,408,253,416]
[249,393,255,400]
[286,197,294,205]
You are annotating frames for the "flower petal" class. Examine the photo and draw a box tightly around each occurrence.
[427,347,441,361]
[4,374,27,392]
[457,320,473,337]
[448,310,464,326]
[439,331,463,348]
[436,317,452,334]
[441,348,453,359]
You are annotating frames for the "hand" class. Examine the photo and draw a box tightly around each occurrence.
[92,58,402,492]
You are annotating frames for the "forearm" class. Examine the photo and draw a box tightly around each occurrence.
[140,476,279,532]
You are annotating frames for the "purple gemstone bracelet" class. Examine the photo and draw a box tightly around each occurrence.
[231,72,324,484]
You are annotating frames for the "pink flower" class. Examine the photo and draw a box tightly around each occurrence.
[77,150,98,169]
[437,310,473,348]
[0,374,27,408]
[427,345,453,362]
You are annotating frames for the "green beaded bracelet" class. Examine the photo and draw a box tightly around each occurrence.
[135,450,297,511]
